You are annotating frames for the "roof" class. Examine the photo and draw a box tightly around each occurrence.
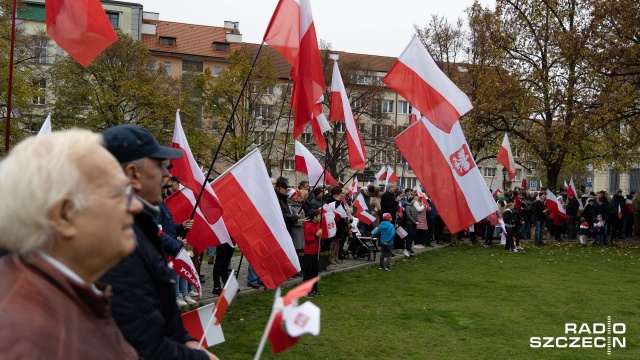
[141,20,242,59]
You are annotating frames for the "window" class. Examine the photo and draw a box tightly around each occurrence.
[33,38,48,63]
[352,97,363,109]
[301,133,313,143]
[284,160,295,171]
[160,37,176,46]
[358,123,366,135]
[404,177,417,189]
[371,124,392,145]
[336,122,345,133]
[254,131,271,146]
[515,169,523,181]
[381,100,394,113]
[253,104,275,121]
[149,60,157,71]
[214,42,230,52]
[370,100,382,119]
[32,79,46,105]
[106,11,119,28]
[484,167,496,177]
[339,174,346,183]
[397,100,409,114]
[182,60,203,72]
[375,151,388,164]
[608,169,621,194]
[163,61,172,76]
[266,85,275,95]
[213,66,221,77]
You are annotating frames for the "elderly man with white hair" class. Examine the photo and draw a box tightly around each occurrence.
[0,129,140,359]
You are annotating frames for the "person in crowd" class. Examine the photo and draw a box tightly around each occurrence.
[625,193,635,237]
[308,187,324,213]
[594,214,606,246]
[0,130,140,359]
[633,193,640,239]
[373,213,396,271]
[549,199,567,241]
[582,198,595,235]
[579,217,590,246]
[289,189,306,253]
[425,193,439,244]
[380,183,400,223]
[520,191,533,240]
[502,200,520,252]
[325,186,347,264]
[414,196,431,248]
[532,192,548,245]
[404,195,418,255]
[565,190,580,240]
[299,180,310,192]
[100,125,219,360]
[303,209,323,298]
[158,174,196,307]
[370,185,382,228]
[484,211,498,247]
[610,189,626,242]
[211,242,234,295]
[592,197,610,245]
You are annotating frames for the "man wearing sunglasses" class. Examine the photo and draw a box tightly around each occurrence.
[0,129,141,358]
[101,125,218,360]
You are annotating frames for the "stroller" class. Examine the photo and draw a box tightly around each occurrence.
[347,219,379,261]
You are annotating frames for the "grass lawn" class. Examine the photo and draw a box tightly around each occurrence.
[210,242,640,359]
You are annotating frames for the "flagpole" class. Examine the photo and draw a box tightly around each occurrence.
[4,0,18,153]
[190,42,265,218]
[278,96,293,181]
[263,79,292,172]
[254,287,282,360]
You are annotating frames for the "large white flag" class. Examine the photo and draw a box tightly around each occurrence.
[295,140,339,187]
[496,133,516,181]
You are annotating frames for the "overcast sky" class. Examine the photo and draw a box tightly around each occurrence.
[136,0,495,57]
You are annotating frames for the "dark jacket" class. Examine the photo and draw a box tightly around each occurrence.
[592,201,610,223]
[100,200,209,360]
[380,190,398,219]
[158,202,186,258]
[278,192,298,232]
[404,202,418,224]
[565,197,580,217]
[532,199,547,222]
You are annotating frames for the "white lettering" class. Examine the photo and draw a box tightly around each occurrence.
[579,323,591,334]
[613,323,626,334]
[543,337,554,348]
[569,337,581,348]
[581,337,593,347]
[613,337,626,348]
[565,323,577,334]
[593,337,606,348]
[530,337,541,348]
[593,323,605,334]
[555,337,567,348]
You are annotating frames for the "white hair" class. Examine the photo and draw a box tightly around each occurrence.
[0,129,103,255]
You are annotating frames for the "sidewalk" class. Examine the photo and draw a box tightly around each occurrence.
[181,243,448,312]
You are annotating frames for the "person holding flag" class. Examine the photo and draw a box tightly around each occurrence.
[100,125,219,360]
[303,209,323,298]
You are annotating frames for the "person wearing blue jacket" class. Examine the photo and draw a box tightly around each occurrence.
[372,213,396,271]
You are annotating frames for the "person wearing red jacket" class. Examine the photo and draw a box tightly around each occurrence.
[303,209,322,297]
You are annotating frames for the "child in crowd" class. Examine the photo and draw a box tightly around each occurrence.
[303,209,322,298]
[579,217,590,246]
[594,214,606,246]
[372,213,395,271]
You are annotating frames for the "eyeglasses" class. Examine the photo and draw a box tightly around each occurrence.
[85,184,135,209]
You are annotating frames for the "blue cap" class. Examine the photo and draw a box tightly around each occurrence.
[103,125,183,164]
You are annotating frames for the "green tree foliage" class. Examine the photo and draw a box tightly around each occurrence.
[47,31,196,148]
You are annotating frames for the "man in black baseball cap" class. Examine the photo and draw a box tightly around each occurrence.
[101,125,219,360]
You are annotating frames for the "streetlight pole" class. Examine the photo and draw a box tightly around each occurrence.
[502,167,508,192]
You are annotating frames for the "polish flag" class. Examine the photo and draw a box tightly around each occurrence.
[168,248,201,298]
[347,176,359,198]
[324,202,347,221]
[264,0,327,147]
[521,177,527,190]
[181,271,239,347]
[166,109,232,254]
[618,204,623,219]
[564,181,569,191]
[320,203,339,239]
[267,277,321,354]
[353,193,375,225]
[496,133,516,181]
[386,166,399,184]
[383,36,473,133]
[294,141,339,186]
[210,149,300,289]
[568,178,583,210]
[540,179,544,189]
[329,60,367,170]
[167,110,230,253]
[37,114,52,136]
[394,118,497,234]
[375,165,387,182]
[490,184,501,200]
[409,106,421,126]
[46,0,118,67]
[545,189,567,219]
[414,184,429,204]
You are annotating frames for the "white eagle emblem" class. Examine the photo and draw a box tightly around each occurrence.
[449,144,475,176]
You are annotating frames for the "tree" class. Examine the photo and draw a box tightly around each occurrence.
[47,31,196,149]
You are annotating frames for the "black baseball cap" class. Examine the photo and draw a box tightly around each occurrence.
[103,125,183,164]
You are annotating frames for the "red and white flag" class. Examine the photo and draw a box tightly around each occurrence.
[564,180,569,190]
[320,203,342,239]
[295,141,339,186]
[540,179,544,189]
[375,165,388,182]
[496,133,516,181]
[386,166,399,184]
[521,177,527,190]
[353,193,375,225]
[409,106,421,126]
[618,204,623,219]
[545,189,567,219]
[211,149,300,289]
[383,36,473,133]
[394,118,497,234]
[37,114,51,136]
[490,184,501,200]
[266,277,321,355]
[181,271,239,347]
[347,176,359,198]
[46,0,118,67]
[264,0,328,149]
[568,178,583,210]
[167,110,230,254]
[329,60,366,170]
[168,248,201,297]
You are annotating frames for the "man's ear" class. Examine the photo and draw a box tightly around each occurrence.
[123,163,142,191]
[48,198,77,239]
